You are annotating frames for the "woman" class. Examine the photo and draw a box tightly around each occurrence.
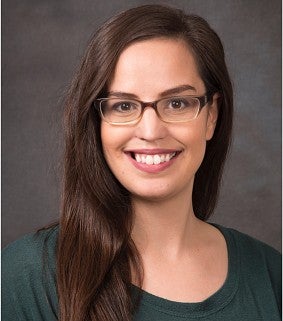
[2,5,281,321]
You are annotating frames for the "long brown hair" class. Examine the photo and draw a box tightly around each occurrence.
[57,4,233,321]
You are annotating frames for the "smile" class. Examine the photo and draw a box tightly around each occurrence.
[133,152,176,165]
[124,149,181,173]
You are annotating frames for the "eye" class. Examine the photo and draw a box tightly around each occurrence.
[165,97,195,110]
[111,100,139,113]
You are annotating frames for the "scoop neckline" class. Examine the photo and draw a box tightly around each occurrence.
[131,224,239,318]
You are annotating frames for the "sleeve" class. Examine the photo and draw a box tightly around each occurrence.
[2,230,59,321]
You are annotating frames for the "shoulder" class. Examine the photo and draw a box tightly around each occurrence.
[213,223,281,281]
[2,226,59,321]
[2,226,58,274]
[219,225,281,273]
[216,224,282,311]
[229,227,281,284]
[221,225,281,264]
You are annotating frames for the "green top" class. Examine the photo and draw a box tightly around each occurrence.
[2,224,281,321]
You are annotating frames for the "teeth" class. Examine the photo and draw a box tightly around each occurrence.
[145,155,154,165]
[153,155,161,165]
[134,152,176,164]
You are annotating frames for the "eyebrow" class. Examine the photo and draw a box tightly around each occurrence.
[107,84,196,99]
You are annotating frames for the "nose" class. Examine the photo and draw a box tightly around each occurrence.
[135,107,167,141]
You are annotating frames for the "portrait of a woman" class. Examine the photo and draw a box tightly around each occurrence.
[2,4,281,321]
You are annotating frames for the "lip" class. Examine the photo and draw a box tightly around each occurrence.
[124,148,181,174]
[124,148,179,155]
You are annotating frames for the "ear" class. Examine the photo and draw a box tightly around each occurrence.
[205,93,219,141]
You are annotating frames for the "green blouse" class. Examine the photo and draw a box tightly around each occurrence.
[2,224,281,320]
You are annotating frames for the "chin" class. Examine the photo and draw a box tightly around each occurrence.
[128,183,187,202]
[133,191,170,201]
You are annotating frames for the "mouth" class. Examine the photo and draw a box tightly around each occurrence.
[125,149,181,165]
[130,151,179,165]
[124,149,181,173]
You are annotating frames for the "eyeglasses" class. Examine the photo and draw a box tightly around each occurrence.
[94,93,211,125]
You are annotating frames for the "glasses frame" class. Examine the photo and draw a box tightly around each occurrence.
[94,93,212,125]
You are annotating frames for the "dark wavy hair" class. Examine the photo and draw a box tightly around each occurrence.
[57,4,233,321]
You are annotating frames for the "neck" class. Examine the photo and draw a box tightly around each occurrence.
[131,191,202,260]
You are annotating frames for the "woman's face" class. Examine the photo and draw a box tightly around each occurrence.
[101,38,218,201]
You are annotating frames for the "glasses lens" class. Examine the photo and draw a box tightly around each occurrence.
[158,96,200,122]
[100,98,141,123]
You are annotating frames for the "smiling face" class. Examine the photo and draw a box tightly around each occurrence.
[100,38,218,202]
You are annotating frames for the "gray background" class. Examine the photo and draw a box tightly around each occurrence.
[2,0,281,251]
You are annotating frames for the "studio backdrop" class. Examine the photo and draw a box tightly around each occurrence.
[2,0,282,251]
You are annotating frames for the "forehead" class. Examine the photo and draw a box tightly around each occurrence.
[109,38,205,97]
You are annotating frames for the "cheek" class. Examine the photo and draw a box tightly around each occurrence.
[188,131,207,165]
[101,125,116,161]
[101,124,120,150]
[175,123,208,169]
[100,124,130,162]
[175,121,208,147]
